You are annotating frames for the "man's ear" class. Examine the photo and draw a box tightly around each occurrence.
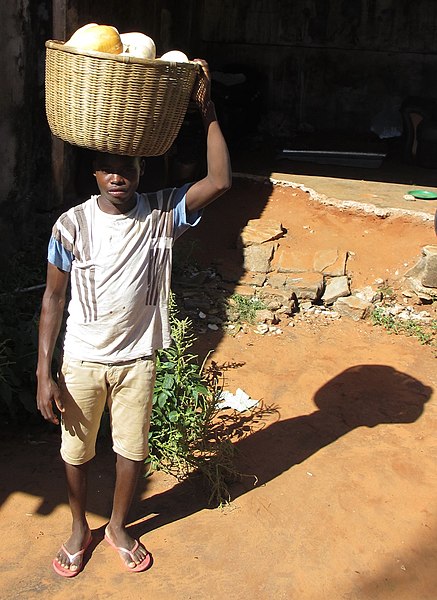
[139,158,146,176]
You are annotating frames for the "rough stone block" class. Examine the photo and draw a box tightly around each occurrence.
[313,248,348,276]
[243,243,276,273]
[403,258,425,280]
[407,277,437,301]
[239,272,267,287]
[322,276,350,305]
[276,248,314,273]
[284,272,324,301]
[333,296,372,321]
[239,219,284,247]
[266,272,288,289]
[421,245,437,288]
[258,287,297,307]
[232,284,259,297]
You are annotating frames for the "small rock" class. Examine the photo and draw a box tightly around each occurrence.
[255,323,269,334]
[266,300,282,311]
[255,309,275,323]
[208,323,219,331]
[355,286,383,303]
[300,301,313,311]
[225,307,241,322]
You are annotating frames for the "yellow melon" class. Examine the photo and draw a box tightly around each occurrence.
[66,23,123,54]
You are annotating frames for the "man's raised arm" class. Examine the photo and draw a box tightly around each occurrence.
[185,59,232,214]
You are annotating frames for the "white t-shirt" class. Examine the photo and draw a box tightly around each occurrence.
[48,186,200,362]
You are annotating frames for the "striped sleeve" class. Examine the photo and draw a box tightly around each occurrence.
[172,183,202,240]
[47,237,73,272]
[48,211,76,271]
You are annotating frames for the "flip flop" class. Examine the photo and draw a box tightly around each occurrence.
[105,531,152,573]
[52,533,92,578]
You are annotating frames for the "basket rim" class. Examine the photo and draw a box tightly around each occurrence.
[45,39,200,71]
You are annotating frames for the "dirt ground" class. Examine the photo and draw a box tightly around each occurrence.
[1,179,437,600]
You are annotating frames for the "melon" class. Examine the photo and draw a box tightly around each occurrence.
[159,50,189,63]
[65,23,123,54]
[120,32,156,59]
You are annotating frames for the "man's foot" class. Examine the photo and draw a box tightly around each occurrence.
[105,525,151,572]
[52,529,92,577]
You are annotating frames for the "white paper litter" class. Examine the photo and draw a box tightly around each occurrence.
[216,388,259,412]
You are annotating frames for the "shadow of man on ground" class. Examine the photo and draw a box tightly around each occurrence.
[128,364,432,538]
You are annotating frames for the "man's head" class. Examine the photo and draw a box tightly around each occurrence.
[93,153,145,213]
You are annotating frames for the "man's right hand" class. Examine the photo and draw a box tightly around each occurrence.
[37,377,64,425]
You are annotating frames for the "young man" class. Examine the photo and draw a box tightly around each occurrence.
[36,60,231,576]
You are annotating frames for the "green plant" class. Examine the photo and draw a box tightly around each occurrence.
[148,295,239,505]
[227,293,266,324]
[377,282,395,301]
[371,307,436,345]
[149,307,211,467]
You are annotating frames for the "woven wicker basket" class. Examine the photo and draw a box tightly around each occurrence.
[45,40,200,157]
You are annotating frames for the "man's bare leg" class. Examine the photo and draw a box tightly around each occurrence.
[105,454,149,568]
[54,461,91,572]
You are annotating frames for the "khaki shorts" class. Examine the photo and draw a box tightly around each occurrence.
[59,356,156,465]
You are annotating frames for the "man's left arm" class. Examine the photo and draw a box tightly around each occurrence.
[185,60,232,215]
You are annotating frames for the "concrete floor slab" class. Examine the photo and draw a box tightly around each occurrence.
[233,141,437,220]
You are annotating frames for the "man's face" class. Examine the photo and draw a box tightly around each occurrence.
[93,153,144,211]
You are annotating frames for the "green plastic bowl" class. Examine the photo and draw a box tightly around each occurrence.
[407,189,437,200]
